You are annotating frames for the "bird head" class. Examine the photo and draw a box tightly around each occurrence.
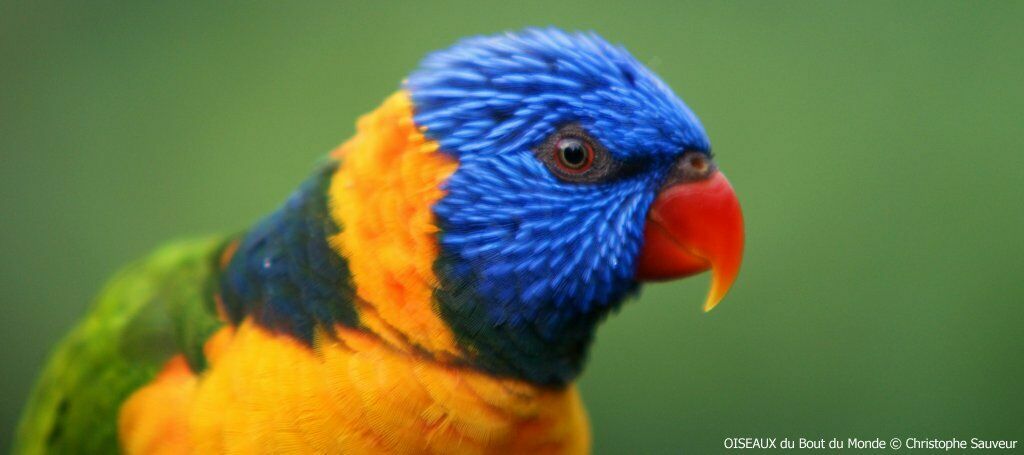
[399,28,744,384]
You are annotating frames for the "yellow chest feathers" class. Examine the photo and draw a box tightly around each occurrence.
[119,321,590,454]
[118,92,590,453]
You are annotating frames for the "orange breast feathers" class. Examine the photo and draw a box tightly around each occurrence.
[121,323,589,454]
[117,92,591,454]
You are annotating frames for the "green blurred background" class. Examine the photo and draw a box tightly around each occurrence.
[2,1,1022,452]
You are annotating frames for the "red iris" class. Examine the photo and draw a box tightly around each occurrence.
[554,137,594,173]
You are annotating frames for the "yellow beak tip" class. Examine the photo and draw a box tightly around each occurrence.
[701,267,739,313]
[702,298,721,313]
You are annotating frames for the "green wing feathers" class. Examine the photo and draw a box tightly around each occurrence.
[13,237,229,454]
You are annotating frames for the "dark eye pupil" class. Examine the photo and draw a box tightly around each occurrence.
[559,139,587,167]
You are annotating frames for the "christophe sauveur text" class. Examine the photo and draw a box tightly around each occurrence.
[723,437,1019,450]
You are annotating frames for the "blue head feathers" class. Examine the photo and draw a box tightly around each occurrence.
[409,28,708,158]
[408,28,711,385]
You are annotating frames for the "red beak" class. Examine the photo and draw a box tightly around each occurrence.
[636,170,744,311]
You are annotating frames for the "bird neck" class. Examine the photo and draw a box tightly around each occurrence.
[220,91,606,387]
[323,91,465,360]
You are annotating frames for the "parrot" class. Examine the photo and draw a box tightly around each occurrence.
[14,28,744,454]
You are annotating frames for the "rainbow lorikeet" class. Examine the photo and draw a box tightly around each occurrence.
[14,28,743,454]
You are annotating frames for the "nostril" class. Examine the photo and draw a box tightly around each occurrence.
[690,155,708,173]
[663,151,716,189]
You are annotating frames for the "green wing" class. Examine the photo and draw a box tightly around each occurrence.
[13,237,230,455]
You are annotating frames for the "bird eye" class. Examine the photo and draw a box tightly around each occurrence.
[538,126,615,183]
[554,137,594,172]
